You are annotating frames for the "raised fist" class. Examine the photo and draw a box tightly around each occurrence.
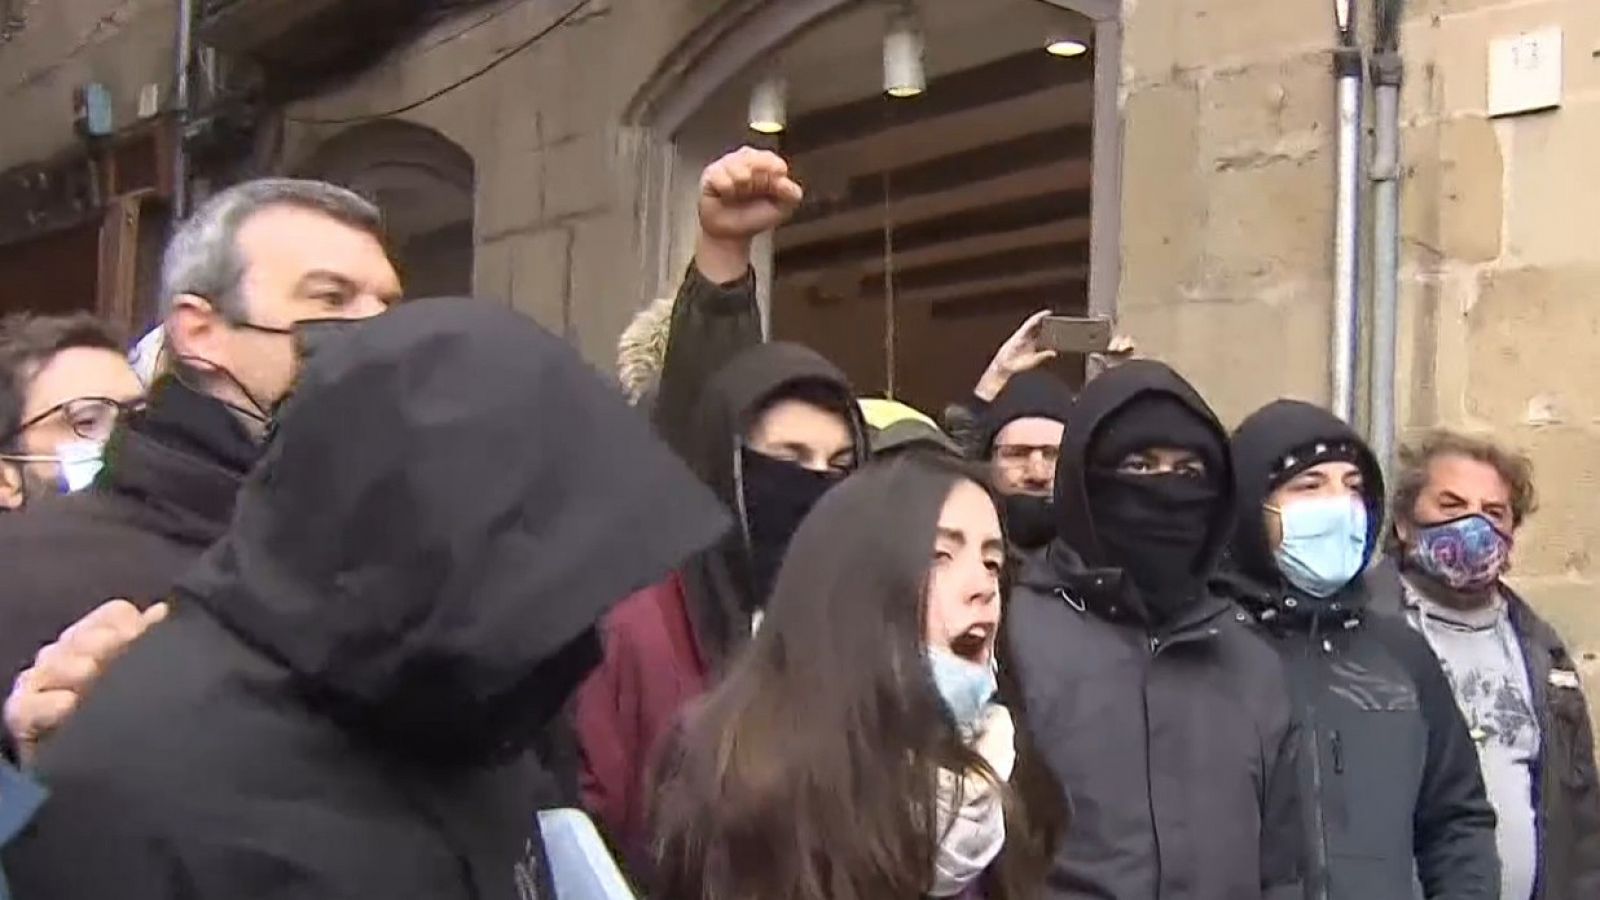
[698,147,804,245]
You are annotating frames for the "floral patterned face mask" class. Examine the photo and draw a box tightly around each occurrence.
[1406,513,1512,592]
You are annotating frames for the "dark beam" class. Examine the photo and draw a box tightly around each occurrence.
[790,125,1092,225]
[928,277,1089,321]
[776,189,1091,271]
[860,242,1089,296]
[783,49,1093,155]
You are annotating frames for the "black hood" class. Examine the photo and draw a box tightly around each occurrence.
[679,342,866,666]
[975,370,1075,457]
[1044,361,1234,625]
[176,298,729,763]
[1226,399,1385,599]
[1052,360,1234,568]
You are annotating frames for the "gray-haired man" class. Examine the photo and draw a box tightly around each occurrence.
[0,179,401,735]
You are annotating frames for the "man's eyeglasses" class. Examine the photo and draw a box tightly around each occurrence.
[994,444,1060,469]
[1,396,144,447]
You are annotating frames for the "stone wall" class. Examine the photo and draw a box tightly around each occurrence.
[0,0,176,166]
[1117,0,1600,683]
[281,0,714,368]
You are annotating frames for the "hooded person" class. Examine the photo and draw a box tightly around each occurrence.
[973,369,1075,555]
[1002,360,1304,900]
[574,341,867,882]
[1214,400,1500,899]
[0,297,730,900]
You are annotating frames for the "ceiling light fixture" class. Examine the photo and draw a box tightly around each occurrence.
[1046,37,1090,58]
[883,7,925,99]
[748,76,787,134]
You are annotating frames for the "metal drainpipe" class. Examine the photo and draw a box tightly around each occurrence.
[1331,0,1364,424]
[1369,0,1405,472]
[172,0,195,220]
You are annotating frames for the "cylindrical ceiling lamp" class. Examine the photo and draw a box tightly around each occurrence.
[1045,34,1090,57]
[883,8,925,99]
[748,76,787,134]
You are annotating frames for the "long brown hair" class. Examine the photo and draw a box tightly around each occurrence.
[649,452,1049,900]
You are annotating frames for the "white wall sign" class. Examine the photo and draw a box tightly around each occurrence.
[1489,26,1564,118]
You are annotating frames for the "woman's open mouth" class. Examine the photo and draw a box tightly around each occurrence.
[949,625,992,662]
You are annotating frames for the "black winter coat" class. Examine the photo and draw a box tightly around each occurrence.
[2,299,729,900]
[1222,400,1499,900]
[1004,362,1304,900]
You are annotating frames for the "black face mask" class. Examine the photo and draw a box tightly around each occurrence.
[740,445,841,609]
[1003,493,1056,550]
[1088,470,1219,620]
[285,317,368,368]
[182,317,371,430]
[244,318,373,439]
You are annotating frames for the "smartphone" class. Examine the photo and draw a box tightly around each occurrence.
[1039,316,1113,354]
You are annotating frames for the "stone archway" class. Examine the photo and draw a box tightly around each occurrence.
[623,0,1124,411]
[295,120,476,298]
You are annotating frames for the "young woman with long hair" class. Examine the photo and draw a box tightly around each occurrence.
[650,452,1055,900]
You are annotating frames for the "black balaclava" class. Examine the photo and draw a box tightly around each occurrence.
[1086,395,1226,620]
[740,445,842,608]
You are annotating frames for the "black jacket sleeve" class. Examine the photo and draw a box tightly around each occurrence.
[1381,622,1502,898]
[652,264,761,465]
[1261,712,1306,900]
[1558,680,1600,898]
[1524,608,1600,899]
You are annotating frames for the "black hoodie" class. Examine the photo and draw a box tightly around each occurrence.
[678,341,867,670]
[2,298,729,900]
[1217,400,1498,900]
[1003,360,1304,900]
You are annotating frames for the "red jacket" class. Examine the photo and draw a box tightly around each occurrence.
[574,572,708,876]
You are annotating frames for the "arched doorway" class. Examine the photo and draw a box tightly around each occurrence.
[628,0,1121,414]
[295,120,476,298]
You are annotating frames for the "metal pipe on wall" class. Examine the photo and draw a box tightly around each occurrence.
[1331,36,1364,424]
[172,0,195,220]
[1369,1,1405,471]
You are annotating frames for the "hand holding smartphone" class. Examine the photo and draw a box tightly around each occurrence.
[1038,316,1113,355]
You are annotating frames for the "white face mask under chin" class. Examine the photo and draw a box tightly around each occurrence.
[928,706,1016,897]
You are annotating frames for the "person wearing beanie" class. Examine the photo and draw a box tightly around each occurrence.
[973,370,1075,555]
[1003,360,1302,900]
[1213,399,1499,899]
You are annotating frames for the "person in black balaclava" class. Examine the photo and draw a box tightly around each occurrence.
[1001,360,1303,900]
[573,341,867,883]
[1,297,731,900]
[1213,399,1498,900]
[974,369,1075,557]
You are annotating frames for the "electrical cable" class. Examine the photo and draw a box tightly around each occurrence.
[286,0,588,126]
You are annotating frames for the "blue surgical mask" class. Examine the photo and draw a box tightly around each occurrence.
[927,646,997,735]
[1270,495,1368,598]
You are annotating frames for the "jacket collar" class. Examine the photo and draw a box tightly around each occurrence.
[1027,542,1234,638]
[98,378,257,546]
